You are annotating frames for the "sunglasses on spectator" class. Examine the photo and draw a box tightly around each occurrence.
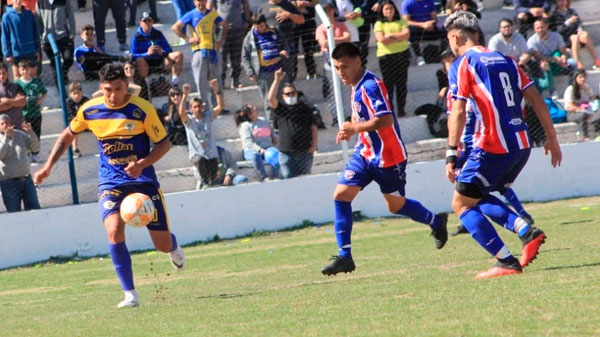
[282,91,297,96]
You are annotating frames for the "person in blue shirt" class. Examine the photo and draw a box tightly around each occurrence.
[401,0,447,66]
[1,0,41,80]
[74,24,125,80]
[131,12,184,86]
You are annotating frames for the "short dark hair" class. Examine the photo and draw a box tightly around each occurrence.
[331,42,361,60]
[81,24,95,33]
[98,64,127,82]
[534,17,548,25]
[17,59,30,68]
[0,62,8,72]
[252,13,267,25]
[499,18,513,27]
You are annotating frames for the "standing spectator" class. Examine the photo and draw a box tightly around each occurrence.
[92,0,128,51]
[374,0,410,117]
[548,0,600,70]
[171,0,194,21]
[74,24,124,80]
[179,82,220,188]
[235,104,280,181]
[257,0,305,83]
[292,0,318,79]
[241,13,289,120]
[402,0,446,66]
[15,60,46,163]
[315,2,351,124]
[488,18,528,60]
[6,0,37,13]
[66,82,89,158]
[123,60,150,101]
[514,0,550,37]
[172,0,228,109]
[128,0,159,27]
[161,86,188,145]
[131,12,184,86]
[0,62,26,130]
[37,0,76,85]
[0,114,40,212]
[208,0,251,89]
[563,69,600,139]
[268,68,317,179]
[1,0,41,80]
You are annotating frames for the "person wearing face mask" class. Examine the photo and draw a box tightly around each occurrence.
[268,68,318,179]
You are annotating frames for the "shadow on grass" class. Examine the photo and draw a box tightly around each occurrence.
[541,262,600,271]
[559,219,594,225]
[197,292,255,300]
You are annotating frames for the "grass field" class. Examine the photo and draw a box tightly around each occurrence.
[2,196,600,337]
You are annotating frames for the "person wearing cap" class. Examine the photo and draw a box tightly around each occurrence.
[0,113,41,212]
[131,12,184,86]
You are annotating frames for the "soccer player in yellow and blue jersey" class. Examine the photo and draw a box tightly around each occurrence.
[34,64,185,308]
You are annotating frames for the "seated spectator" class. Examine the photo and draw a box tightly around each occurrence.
[549,0,600,70]
[401,0,447,66]
[235,104,280,181]
[179,81,223,189]
[194,145,248,189]
[374,0,410,117]
[74,24,123,80]
[514,0,550,37]
[161,86,188,146]
[0,62,26,130]
[316,2,351,125]
[123,60,151,101]
[241,13,289,120]
[66,82,89,158]
[488,18,528,60]
[131,12,184,86]
[563,69,600,139]
[0,114,40,212]
[527,18,575,96]
[436,48,455,109]
[268,68,317,179]
[1,0,41,80]
[15,60,46,163]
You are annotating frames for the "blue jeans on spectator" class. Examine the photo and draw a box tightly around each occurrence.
[244,149,280,180]
[279,151,313,179]
[232,175,248,185]
[0,175,41,212]
[171,0,194,19]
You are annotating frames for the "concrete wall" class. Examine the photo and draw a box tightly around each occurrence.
[1,141,599,269]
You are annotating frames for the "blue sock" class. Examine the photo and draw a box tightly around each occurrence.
[170,233,178,252]
[478,195,520,232]
[396,198,440,229]
[459,207,514,260]
[502,188,526,215]
[109,242,134,291]
[334,200,353,257]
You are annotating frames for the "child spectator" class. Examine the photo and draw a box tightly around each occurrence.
[74,24,123,80]
[1,0,41,80]
[15,60,46,163]
[235,104,280,181]
[66,82,89,158]
[0,62,27,130]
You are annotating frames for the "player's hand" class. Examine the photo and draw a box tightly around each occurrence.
[223,175,233,186]
[33,166,51,185]
[544,137,562,168]
[274,67,285,82]
[336,122,356,144]
[125,161,144,179]
[445,162,457,183]
[182,83,191,95]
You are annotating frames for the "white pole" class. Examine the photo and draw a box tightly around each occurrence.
[315,4,349,163]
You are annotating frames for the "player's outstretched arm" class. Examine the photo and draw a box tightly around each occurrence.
[33,128,76,185]
[523,85,562,167]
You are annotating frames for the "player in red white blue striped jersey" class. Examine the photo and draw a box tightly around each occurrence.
[444,11,562,279]
[321,43,448,276]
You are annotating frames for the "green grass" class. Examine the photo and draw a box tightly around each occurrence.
[2,196,600,337]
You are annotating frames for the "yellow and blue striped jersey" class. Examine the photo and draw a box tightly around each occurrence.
[69,95,168,191]
[179,8,223,52]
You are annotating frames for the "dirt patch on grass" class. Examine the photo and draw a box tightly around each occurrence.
[0,286,67,296]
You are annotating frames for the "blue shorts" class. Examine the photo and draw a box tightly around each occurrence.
[457,147,530,195]
[98,183,170,231]
[338,153,407,196]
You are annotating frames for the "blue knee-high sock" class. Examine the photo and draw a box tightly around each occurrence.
[459,207,514,261]
[334,200,353,257]
[109,242,134,291]
[502,188,526,215]
[479,195,531,237]
[170,233,178,252]
[396,198,440,229]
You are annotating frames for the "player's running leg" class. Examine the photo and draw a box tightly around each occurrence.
[500,187,534,225]
[321,184,361,276]
[149,231,186,270]
[104,213,139,308]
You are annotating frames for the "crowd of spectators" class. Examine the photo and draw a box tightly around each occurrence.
[1,0,600,212]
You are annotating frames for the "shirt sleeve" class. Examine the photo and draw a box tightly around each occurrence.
[449,57,469,102]
[143,104,168,143]
[373,21,383,33]
[363,79,392,117]
[563,85,575,104]
[516,61,534,91]
[69,103,89,134]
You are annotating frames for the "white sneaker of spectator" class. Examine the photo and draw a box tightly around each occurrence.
[117,290,140,308]
[168,245,186,271]
[416,56,426,66]
[178,37,187,46]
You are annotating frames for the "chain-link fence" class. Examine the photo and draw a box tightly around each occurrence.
[0,0,596,213]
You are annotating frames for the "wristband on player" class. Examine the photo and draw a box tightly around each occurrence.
[446,146,457,165]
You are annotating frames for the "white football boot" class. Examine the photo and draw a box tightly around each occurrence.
[168,245,186,271]
[117,290,139,308]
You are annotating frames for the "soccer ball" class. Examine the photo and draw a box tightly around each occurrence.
[120,193,155,227]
